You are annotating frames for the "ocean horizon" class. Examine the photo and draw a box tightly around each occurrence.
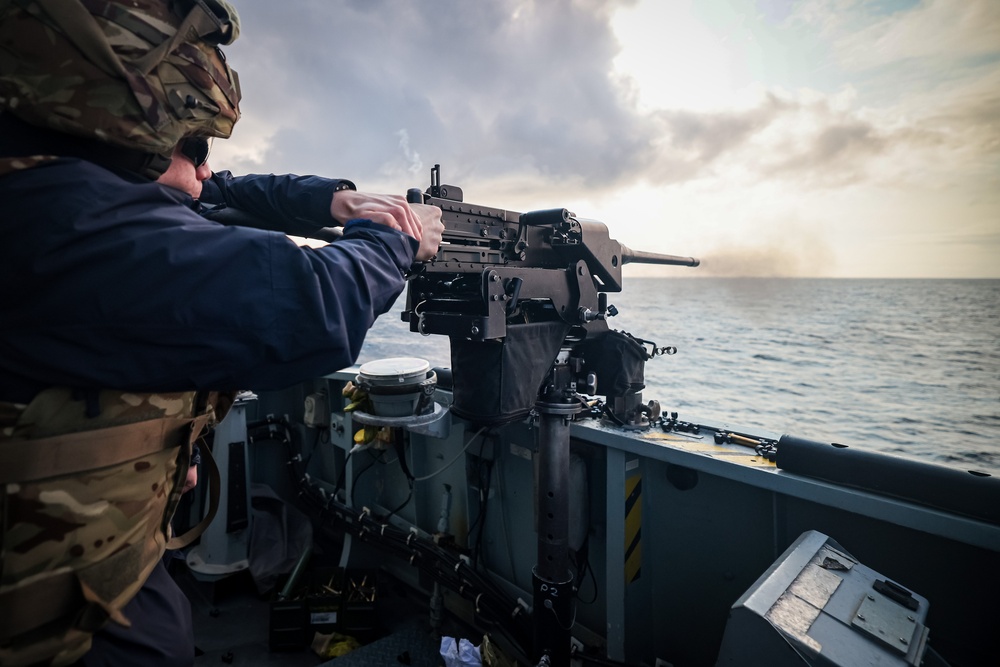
[357,277,1000,476]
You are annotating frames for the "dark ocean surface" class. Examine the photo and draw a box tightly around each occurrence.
[357,278,1000,476]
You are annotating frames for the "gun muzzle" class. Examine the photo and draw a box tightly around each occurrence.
[621,245,700,267]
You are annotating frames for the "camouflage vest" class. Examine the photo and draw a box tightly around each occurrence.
[0,155,228,665]
[0,153,231,664]
[0,387,232,666]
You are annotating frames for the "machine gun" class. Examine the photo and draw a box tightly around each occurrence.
[404,164,698,426]
[404,165,698,665]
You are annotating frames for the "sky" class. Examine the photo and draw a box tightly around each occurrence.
[213,0,1000,278]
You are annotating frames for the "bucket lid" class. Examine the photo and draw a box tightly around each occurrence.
[358,357,431,387]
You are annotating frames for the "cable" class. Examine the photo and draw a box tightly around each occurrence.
[383,484,414,522]
[306,489,534,662]
[268,420,549,666]
[494,454,520,588]
[269,408,653,667]
[601,403,626,427]
[413,426,486,482]
[469,435,494,571]
[333,449,354,496]
[571,542,599,605]
[350,448,387,507]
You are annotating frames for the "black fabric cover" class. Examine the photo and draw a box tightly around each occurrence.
[580,329,648,398]
[449,320,571,425]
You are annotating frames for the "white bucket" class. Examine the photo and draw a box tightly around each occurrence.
[357,357,437,417]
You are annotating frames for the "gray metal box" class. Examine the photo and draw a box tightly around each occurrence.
[715,530,930,666]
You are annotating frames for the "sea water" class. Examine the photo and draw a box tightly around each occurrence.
[357,278,1000,475]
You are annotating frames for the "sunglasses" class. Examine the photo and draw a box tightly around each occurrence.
[179,137,212,168]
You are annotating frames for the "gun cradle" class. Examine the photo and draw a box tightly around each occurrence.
[407,262,601,341]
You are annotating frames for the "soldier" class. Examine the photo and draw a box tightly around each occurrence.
[0,1,442,665]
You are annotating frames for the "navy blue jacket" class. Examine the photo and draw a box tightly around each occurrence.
[0,158,417,403]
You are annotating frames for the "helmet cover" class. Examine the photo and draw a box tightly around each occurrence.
[0,0,242,162]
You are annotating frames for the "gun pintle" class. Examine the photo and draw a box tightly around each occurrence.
[621,245,700,267]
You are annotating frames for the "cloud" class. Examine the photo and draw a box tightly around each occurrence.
[214,0,997,204]
[220,0,646,187]
[829,0,1000,70]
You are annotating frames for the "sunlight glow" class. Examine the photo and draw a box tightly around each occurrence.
[611,1,755,112]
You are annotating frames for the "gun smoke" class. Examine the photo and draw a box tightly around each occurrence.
[694,241,837,278]
[396,129,424,175]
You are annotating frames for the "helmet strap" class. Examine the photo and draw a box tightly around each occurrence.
[133,0,230,75]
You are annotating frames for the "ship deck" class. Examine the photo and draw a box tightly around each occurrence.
[168,370,1000,667]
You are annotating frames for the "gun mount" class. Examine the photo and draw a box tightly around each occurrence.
[403,165,697,664]
[403,165,699,426]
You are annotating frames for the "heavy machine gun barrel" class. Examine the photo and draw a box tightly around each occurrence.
[621,246,700,267]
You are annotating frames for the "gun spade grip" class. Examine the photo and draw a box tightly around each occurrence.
[407,188,425,204]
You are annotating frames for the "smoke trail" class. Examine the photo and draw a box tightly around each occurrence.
[396,129,424,175]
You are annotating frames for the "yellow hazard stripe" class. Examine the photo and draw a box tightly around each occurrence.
[625,474,642,583]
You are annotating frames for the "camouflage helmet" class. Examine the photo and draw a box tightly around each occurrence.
[0,0,242,175]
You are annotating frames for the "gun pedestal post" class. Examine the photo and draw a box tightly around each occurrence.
[532,380,581,667]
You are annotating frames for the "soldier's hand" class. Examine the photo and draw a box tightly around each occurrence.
[330,190,442,261]
[414,205,444,262]
[330,191,423,237]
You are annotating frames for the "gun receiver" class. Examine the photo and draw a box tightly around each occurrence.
[404,164,698,343]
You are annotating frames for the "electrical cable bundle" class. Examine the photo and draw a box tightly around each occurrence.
[248,414,533,661]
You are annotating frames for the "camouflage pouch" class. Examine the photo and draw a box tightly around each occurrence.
[0,388,222,666]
